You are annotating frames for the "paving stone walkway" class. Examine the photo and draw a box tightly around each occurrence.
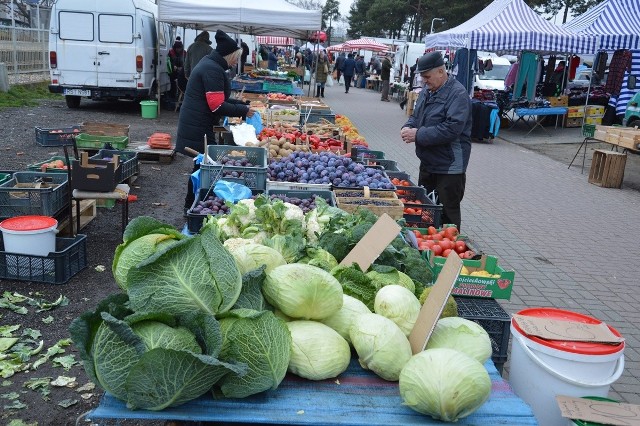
[320,80,640,403]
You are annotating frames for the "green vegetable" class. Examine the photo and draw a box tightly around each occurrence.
[418,287,458,318]
[232,267,268,311]
[224,241,287,275]
[331,264,380,311]
[426,317,492,364]
[286,321,350,380]
[126,224,243,317]
[399,348,491,421]
[366,267,416,294]
[263,264,343,320]
[68,294,246,410]
[374,285,421,336]
[218,309,291,398]
[298,247,338,272]
[349,313,412,381]
[321,295,371,343]
[263,234,305,263]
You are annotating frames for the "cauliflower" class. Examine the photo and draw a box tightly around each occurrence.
[218,217,240,239]
[283,202,304,223]
[306,216,321,244]
[223,238,254,252]
[232,198,257,227]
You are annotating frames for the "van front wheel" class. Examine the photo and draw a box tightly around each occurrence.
[627,119,640,129]
[65,95,81,109]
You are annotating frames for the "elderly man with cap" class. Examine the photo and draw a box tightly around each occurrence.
[177,30,256,211]
[400,51,471,229]
[184,31,213,79]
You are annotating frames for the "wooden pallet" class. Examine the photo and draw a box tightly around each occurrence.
[57,199,97,234]
[129,141,176,164]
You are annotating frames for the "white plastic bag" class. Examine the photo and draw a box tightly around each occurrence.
[230,123,259,147]
[304,69,311,82]
[326,75,334,87]
[339,75,345,85]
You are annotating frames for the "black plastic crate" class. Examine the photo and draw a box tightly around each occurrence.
[34,125,81,147]
[0,172,69,219]
[301,113,336,124]
[350,147,385,161]
[266,189,336,210]
[396,186,443,227]
[91,149,139,183]
[455,297,510,373]
[386,170,417,186]
[186,188,264,234]
[0,234,87,284]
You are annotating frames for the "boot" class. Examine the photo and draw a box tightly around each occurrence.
[321,87,325,97]
[315,86,320,97]
[400,99,406,110]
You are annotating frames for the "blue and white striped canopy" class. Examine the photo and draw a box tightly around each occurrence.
[563,0,640,51]
[609,50,640,115]
[425,0,597,54]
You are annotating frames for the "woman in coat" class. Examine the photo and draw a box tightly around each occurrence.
[314,51,329,97]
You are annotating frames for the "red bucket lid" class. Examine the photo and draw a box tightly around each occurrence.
[512,308,624,356]
[0,215,58,232]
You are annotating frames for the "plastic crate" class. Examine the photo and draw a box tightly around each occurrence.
[90,149,139,183]
[266,181,332,192]
[27,156,71,173]
[351,147,385,161]
[583,123,596,138]
[357,158,399,171]
[0,173,11,186]
[0,172,69,219]
[34,125,81,147]
[80,122,130,137]
[75,133,129,150]
[301,113,336,124]
[455,297,511,373]
[386,170,417,186]
[0,234,87,284]
[395,186,443,227]
[200,165,268,191]
[266,189,336,207]
[231,79,264,92]
[207,145,268,167]
[187,188,263,234]
[263,81,295,94]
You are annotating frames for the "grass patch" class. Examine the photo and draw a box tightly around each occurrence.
[0,82,63,109]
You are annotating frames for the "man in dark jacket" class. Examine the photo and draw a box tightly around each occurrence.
[380,55,392,101]
[334,52,346,84]
[177,30,255,210]
[354,55,366,88]
[240,41,250,74]
[184,31,213,79]
[400,51,472,229]
[341,53,357,93]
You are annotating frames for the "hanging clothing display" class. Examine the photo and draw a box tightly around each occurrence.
[452,48,478,93]
[608,50,640,115]
[513,52,538,101]
[544,55,556,84]
[594,51,608,81]
[569,55,581,80]
[504,62,519,88]
[605,49,632,96]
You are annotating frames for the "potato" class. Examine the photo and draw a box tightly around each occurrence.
[269,149,278,157]
[283,142,291,150]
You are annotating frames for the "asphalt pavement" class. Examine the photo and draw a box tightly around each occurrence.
[320,80,640,403]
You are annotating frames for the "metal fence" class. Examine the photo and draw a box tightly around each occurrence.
[0,24,49,85]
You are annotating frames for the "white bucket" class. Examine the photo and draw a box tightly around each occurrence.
[509,308,624,426]
[0,215,58,256]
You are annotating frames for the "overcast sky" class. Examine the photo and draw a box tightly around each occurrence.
[339,0,354,18]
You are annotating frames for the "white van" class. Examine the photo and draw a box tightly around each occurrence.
[473,56,511,91]
[48,0,171,108]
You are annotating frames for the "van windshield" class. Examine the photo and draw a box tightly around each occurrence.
[478,64,510,81]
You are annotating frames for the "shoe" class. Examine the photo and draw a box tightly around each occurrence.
[381,99,390,102]
[400,101,406,110]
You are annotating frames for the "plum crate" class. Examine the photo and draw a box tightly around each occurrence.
[200,146,269,190]
[0,172,69,219]
[0,234,87,284]
[34,125,81,147]
[395,186,442,227]
[455,297,511,373]
[266,189,336,208]
[187,188,263,234]
[90,149,139,183]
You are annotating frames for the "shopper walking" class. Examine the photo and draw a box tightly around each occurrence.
[314,51,329,98]
[400,51,472,229]
[380,55,392,102]
[184,31,213,79]
[334,52,346,85]
[341,53,356,93]
[355,55,366,88]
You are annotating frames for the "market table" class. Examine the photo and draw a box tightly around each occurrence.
[88,359,537,425]
[511,107,568,136]
[231,80,304,95]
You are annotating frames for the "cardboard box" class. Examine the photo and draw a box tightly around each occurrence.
[546,95,568,107]
[71,151,120,192]
[585,105,605,116]
[584,116,602,125]
[427,254,515,300]
[567,106,585,118]
[564,117,583,128]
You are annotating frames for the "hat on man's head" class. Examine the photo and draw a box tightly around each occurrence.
[215,30,240,56]
[195,31,212,45]
[417,51,445,73]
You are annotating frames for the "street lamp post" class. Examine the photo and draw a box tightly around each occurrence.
[430,17,445,34]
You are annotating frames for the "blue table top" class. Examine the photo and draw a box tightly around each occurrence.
[231,81,303,95]
[515,107,568,116]
[89,359,537,425]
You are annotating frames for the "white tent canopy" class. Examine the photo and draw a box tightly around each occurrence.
[424,0,597,54]
[157,0,321,38]
[563,0,640,51]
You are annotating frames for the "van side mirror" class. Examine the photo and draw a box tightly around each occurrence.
[628,75,637,90]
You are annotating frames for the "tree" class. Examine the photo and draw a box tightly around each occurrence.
[528,0,602,24]
[347,0,378,38]
[285,0,324,9]
[322,0,341,45]
[0,0,54,27]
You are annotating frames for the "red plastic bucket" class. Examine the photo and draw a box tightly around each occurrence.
[0,215,58,256]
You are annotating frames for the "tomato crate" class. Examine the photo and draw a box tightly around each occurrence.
[34,125,81,147]
[395,186,442,227]
[27,156,71,173]
[0,233,87,284]
[386,170,417,187]
[455,296,511,373]
[90,149,139,183]
[187,188,263,234]
[0,172,69,219]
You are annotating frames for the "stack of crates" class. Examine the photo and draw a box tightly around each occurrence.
[199,146,268,191]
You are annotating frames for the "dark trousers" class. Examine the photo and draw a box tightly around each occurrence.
[418,166,466,230]
[185,162,200,210]
[344,75,353,92]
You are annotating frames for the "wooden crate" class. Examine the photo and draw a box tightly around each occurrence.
[588,149,626,188]
[56,199,97,234]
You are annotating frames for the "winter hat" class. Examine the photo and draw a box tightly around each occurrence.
[195,31,212,45]
[417,51,445,73]
[215,30,240,57]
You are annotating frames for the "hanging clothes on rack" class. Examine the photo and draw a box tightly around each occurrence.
[544,55,556,84]
[606,49,632,96]
[504,62,519,89]
[513,52,538,101]
[594,51,608,81]
[452,48,477,93]
[569,55,581,80]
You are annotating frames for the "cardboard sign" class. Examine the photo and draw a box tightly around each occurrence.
[513,315,624,344]
[557,395,640,426]
[408,251,462,354]
[340,213,401,271]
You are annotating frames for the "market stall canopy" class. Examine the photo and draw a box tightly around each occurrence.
[256,36,295,46]
[562,0,640,51]
[327,43,352,52]
[157,0,322,38]
[344,38,388,52]
[424,0,597,54]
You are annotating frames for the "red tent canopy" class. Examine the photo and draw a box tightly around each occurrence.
[326,43,352,52]
[256,36,295,46]
[344,38,387,52]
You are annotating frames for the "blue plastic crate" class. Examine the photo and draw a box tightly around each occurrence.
[0,172,69,218]
[34,125,81,147]
[90,149,139,183]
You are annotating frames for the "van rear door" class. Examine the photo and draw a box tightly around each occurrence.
[55,10,98,91]
[95,13,136,87]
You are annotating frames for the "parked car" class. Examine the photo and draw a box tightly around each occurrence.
[568,69,608,89]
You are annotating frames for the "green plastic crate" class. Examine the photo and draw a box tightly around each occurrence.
[582,123,596,138]
[0,173,10,186]
[75,133,129,150]
[263,81,295,95]
[27,156,71,173]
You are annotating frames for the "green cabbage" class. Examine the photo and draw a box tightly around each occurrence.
[349,313,412,381]
[426,317,492,363]
[399,348,491,421]
[263,234,305,263]
[224,241,287,274]
[286,320,350,380]
[263,264,343,320]
[298,247,339,272]
[419,287,458,318]
[366,268,416,294]
[218,309,292,398]
[374,285,421,336]
[321,295,371,343]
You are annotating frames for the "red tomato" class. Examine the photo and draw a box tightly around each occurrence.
[431,245,443,256]
[442,249,452,257]
[455,241,467,253]
[464,250,475,259]
[425,240,436,249]
[427,226,437,235]
[444,226,459,240]
[431,234,442,241]
[413,230,422,238]
[439,240,454,251]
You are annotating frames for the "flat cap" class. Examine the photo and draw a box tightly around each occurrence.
[417,51,445,73]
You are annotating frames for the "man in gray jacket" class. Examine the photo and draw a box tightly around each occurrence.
[184,31,213,79]
[400,51,471,229]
